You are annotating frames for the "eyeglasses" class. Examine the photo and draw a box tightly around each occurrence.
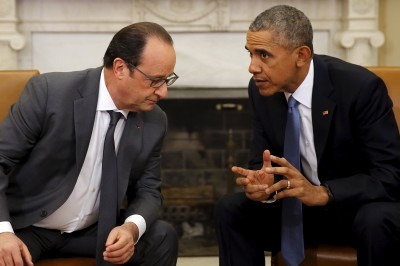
[126,62,179,88]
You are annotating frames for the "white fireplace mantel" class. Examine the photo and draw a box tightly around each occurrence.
[1,0,384,89]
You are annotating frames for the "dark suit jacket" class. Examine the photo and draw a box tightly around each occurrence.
[0,67,167,230]
[248,55,400,209]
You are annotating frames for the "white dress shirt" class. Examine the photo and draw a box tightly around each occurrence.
[285,60,320,185]
[1,69,146,241]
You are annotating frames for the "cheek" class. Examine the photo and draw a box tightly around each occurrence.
[118,82,141,103]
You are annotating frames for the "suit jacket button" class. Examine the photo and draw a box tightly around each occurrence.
[40,210,48,217]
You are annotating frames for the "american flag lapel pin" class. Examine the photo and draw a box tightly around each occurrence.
[322,110,329,116]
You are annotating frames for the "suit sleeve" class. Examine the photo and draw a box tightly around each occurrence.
[0,75,47,222]
[326,74,400,208]
[123,107,167,229]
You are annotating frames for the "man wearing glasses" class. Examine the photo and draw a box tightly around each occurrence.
[0,22,178,265]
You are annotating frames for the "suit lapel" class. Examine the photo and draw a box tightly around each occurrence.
[312,95,335,163]
[74,68,102,172]
[312,56,336,164]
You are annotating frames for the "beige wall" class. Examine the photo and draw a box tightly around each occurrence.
[379,0,400,66]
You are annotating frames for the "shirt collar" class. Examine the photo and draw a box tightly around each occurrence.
[285,59,314,108]
[97,68,128,119]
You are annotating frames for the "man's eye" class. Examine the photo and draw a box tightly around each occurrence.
[261,52,268,58]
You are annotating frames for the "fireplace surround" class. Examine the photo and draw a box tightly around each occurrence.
[158,97,251,256]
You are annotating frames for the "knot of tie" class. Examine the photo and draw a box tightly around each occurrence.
[288,95,299,109]
[108,111,122,127]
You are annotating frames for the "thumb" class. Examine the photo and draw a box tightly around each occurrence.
[105,228,119,248]
[262,150,272,169]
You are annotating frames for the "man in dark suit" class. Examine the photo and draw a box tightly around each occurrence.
[215,5,400,266]
[0,22,178,265]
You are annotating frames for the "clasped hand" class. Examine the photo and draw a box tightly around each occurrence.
[233,150,329,206]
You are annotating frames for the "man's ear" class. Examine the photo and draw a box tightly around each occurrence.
[296,46,312,67]
[113,58,126,80]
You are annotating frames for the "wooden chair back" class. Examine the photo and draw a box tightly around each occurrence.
[0,70,40,121]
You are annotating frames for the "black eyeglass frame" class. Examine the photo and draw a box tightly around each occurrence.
[125,62,179,88]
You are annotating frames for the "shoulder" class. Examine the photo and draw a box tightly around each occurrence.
[313,55,383,98]
[314,54,377,84]
[32,67,102,85]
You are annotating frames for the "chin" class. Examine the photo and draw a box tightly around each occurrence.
[258,87,279,97]
[142,104,155,111]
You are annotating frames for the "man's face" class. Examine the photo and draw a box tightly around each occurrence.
[245,30,302,96]
[113,37,176,112]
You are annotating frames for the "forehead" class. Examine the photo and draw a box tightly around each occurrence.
[140,37,176,67]
[246,30,280,50]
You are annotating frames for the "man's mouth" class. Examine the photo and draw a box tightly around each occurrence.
[254,79,268,86]
[147,98,158,104]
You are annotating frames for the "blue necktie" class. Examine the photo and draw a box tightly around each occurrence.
[96,111,122,266]
[281,96,305,266]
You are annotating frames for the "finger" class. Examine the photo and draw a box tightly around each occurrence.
[105,250,132,265]
[7,246,29,266]
[265,179,290,194]
[271,155,296,167]
[20,244,33,266]
[105,229,133,253]
[2,254,14,266]
[265,166,292,177]
[104,229,120,251]
[274,185,300,200]
[244,186,270,200]
[236,177,250,186]
[262,150,272,169]
[245,184,269,193]
[231,166,250,177]
[104,244,134,264]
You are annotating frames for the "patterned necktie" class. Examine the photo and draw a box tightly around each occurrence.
[281,96,305,266]
[96,111,122,265]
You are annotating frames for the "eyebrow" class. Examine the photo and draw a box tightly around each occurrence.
[143,71,168,79]
[255,48,271,55]
[245,46,272,57]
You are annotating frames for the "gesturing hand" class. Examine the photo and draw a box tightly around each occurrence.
[232,150,275,201]
[264,155,331,206]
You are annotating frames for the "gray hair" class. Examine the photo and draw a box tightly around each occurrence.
[249,5,313,53]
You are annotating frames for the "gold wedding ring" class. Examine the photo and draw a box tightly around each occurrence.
[286,180,291,189]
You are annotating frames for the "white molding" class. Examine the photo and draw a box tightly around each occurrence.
[6,0,384,88]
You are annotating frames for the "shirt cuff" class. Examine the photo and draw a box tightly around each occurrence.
[0,221,14,233]
[124,215,146,243]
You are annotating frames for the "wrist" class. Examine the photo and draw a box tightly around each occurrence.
[261,191,278,203]
[321,183,334,205]
[123,222,139,242]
